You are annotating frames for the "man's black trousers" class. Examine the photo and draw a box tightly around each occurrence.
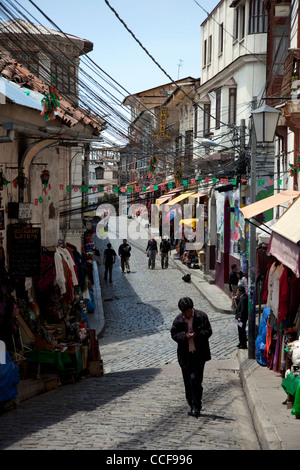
[181,353,206,412]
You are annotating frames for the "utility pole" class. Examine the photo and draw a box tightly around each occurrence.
[248,97,257,359]
[83,143,90,211]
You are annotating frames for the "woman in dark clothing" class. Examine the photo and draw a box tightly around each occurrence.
[235,285,248,349]
[171,297,212,418]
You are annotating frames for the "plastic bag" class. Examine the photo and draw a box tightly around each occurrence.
[0,352,20,402]
[292,381,300,416]
[256,306,270,366]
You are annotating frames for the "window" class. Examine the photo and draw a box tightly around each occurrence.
[203,39,207,66]
[203,103,211,136]
[219,23,224,55]
[249,0,268,34]
[234,6,245,41]
[11,52,39,78]
[50,60,76,95]
[194,105,198,138]
[233,9,239,40]
[185,130,193,162]
[215,89,221,129]
[240,5,245,38]
[228,88,237,125]
[272,25,289,75]
[208,35,212,64]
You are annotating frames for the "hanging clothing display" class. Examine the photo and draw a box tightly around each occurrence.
[0,240,102,406]
[257,255,300,416]
[267,262,284,318]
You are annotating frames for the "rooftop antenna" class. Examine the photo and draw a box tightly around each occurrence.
[177,59,183,79]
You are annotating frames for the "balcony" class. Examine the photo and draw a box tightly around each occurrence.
[281,50,300,99]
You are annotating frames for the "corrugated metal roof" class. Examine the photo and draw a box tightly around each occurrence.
[0,77,43,111]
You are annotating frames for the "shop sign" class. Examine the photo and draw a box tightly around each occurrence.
[153,107,171,138]
[19,203,33,219]
[8,225,41,277]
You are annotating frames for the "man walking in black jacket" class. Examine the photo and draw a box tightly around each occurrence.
[159,236,171,269]
[103,243,116,283]
[118,239,131,273]
[171,297,212,418]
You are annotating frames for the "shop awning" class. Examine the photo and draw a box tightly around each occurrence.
[271,195,300,244]
[267,196,300,277]
[240,190,300,220]
[156,195,170,204]
[268,232,300,277]
[155,187,181,205]
[83,210,97,217]
[180,218,197,229]
[166,191,196,206]
[190,192,207,199]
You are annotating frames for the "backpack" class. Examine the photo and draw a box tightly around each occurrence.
[182,274,191,283]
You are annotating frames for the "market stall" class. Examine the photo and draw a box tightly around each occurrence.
[257,196,300,418]
[0,238,103,406]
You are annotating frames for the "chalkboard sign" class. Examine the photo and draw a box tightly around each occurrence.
[8,225,41,277]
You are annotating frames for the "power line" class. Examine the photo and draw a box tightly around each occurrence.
[0,0,252,184]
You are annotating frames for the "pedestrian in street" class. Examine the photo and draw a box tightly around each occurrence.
[229,263,239,310]
[118,239,131,273]
[103,243,116,283]
[171,297,212,418]
[160,235,171,269]
[237,270,248,294]
[235,285,248,349]
[145,235,158,269]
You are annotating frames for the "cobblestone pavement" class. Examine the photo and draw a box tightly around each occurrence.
[0,218,260,451]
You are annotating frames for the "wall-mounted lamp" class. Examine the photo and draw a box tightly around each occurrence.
[40,169,50,185]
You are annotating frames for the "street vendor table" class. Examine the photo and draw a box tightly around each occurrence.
[25,348,82,378]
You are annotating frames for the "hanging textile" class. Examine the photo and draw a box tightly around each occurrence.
[278,267,289,325]
[148,156,158,178]
[267,262,284,318]
[174,159,183,186]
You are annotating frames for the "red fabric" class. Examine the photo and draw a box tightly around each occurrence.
[265,317,272,359]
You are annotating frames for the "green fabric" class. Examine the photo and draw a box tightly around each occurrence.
[25,350,72,371]
[281,372,300,396]
[281,373,300,416]
[292,382,300,416]
[74,350,83,378]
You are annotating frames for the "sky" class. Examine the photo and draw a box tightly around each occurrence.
[18,0,220,95]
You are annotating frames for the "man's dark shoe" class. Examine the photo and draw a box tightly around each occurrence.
[188,408,200,418]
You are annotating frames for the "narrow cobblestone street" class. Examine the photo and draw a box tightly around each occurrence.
[0,219,260,451]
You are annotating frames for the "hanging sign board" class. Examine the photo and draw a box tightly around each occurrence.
[18,203,33,219]
[8,225,41,277]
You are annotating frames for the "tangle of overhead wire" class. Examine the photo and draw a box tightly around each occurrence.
[1,0,252,182]
[0,0,278,220]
